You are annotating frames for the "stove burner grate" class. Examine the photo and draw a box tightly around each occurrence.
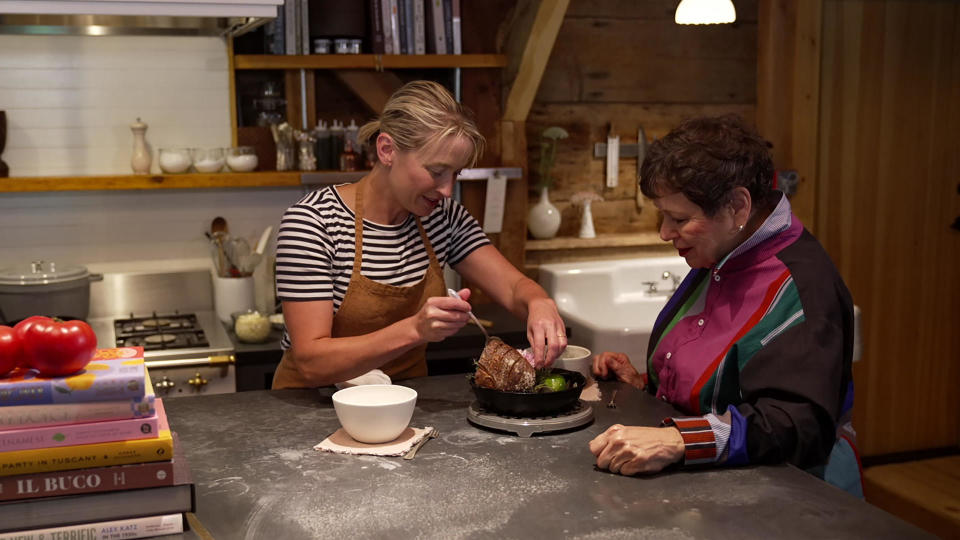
[113,312,209,351]
[467,401,594,437]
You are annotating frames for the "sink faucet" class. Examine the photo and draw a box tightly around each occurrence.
[662,271,681,292]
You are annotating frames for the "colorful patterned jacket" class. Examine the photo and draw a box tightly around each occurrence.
[646,195,860,492]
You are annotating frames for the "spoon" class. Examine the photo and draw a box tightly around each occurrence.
[447,288,490,341]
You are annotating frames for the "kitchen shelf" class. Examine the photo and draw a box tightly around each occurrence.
[0,172,303,192]
[525,232,669,251]
[234,54,507,70]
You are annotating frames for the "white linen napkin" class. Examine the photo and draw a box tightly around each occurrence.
[314,426,435,457]
[334,369,391,389]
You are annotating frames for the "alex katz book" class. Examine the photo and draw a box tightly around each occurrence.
[0,371,156,431]
[0,513,184,540]
[0,433,183,502]
[0,437,193,533]
[0,399,172,477]
[0,347,146,407]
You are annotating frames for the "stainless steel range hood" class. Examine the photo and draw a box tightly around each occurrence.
[0,1,281,37]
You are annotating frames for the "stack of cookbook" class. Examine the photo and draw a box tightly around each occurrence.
[0,347,193,539]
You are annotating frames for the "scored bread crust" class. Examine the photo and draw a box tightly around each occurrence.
[475,337,536,392]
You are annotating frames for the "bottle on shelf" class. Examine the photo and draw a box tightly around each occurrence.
[340,139,360,172]
[329,120,345,171]
[313,120,331,170]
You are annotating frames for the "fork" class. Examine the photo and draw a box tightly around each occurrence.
[403,428,438,460]
[606,389,618,409]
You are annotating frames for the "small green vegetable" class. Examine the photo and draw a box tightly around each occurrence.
[534,373,568,393]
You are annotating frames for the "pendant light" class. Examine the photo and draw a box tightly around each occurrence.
[674,0,737,25]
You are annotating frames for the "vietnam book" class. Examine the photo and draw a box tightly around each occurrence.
[0,348,146,407]
[0,400,172,477]
[0,433,182,503]
[0,439,193,533]
[0,372,156,432]
[0,513,184,540]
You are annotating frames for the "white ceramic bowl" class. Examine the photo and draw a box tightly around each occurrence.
[553,345,592,378]
[331,384,417,443]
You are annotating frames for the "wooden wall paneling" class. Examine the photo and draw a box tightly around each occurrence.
[819,0,960,456]
[284,70,303,130]
[565,0,757,21]
[228,38,239,147]
[756,0,822,231]
[536,16,756,104]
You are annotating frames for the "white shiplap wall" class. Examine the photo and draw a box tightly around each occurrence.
[0,34,231,176]
[0,35,306,311]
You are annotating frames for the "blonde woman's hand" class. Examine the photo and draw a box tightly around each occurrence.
[525,297,567,368]
[592,351,644,388]
[589,424,684,476]
[412,289,472,343]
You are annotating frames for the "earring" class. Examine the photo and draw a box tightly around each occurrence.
[738,224,744,232]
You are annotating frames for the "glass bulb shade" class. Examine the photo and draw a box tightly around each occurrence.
[675,0,737,25]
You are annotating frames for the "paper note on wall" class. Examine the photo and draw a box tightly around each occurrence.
[482,172,507,233]
[606,134,620,188]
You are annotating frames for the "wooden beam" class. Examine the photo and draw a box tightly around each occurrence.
[332,70,405,115]
[502,0,570,122]
[227,38,238,147]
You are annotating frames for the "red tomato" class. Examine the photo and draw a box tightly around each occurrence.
[20,318,98,377]
[13,315,51,368]
[0,326,20,376]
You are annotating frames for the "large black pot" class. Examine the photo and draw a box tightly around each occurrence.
[0,260,103,324]
[469,368,586,417]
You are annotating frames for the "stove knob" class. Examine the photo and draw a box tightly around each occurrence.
[156,376,176,391]
[188,373,209,389]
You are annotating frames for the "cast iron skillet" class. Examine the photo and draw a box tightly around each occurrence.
[469,368,586,417]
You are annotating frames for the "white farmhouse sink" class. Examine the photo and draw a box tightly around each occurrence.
[538,256,690,374]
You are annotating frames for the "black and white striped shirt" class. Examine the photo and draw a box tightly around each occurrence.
[275,184,490,312]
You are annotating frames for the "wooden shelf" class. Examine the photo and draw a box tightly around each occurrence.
[234,54,507,70]
[0,172,303,192]
[525,232,669,251]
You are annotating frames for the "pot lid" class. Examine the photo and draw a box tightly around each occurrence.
[0,260,89,286]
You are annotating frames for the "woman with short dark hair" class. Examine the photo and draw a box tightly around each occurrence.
[590,115,860,496]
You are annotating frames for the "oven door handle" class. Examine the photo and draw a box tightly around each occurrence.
[144,354,235,369]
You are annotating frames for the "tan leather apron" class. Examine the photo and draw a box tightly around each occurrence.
[272,181,446,389]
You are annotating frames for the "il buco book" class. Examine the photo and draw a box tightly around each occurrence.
[0,371,156,431]
[0,347,146,407]
[0,432,184,503]
[0,440,193,533]
[0,512,184,540]
[0,399,172,477]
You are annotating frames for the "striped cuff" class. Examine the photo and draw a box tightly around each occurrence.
[661,416,718,466]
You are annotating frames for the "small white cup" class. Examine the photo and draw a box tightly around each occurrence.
[554,345,592,378]
[212,274,255,324]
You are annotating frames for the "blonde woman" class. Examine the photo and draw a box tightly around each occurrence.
[272,81,566,389]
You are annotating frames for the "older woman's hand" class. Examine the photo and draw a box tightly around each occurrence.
[592,352,644,388]
[525,297,567,368]
[589,424,685,475]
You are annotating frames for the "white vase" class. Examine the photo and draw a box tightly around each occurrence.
[528,186,561,239]
[130,118,151,174]
[579,200,597,238]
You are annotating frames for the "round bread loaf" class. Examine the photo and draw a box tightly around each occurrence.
[474,337,536,392]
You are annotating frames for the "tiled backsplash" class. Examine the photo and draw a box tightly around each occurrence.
[0,34,231,177]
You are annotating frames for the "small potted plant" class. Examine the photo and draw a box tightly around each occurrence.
[571,190,604,238]
[528,126,569,239]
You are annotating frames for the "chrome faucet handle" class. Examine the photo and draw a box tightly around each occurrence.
[662,271,681,291]
[641,281,658,293]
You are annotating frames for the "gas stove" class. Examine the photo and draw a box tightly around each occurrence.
[86,269,236,397]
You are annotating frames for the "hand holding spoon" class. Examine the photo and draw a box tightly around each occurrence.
[447,288,490,341]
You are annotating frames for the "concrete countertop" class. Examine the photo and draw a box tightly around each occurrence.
[161,377,929,540]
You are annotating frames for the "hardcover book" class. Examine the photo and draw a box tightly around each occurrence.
[0,348,146,407]
[0,410,158,452]
[0,513,184,540]
[0,371,155,431]
[0,400,172,477]
[412,0,426,54]
[426,0,446,54]
[0,438,193,533]
[0,433,182,502]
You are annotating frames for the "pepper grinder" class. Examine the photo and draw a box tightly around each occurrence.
[130,117,151,174]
